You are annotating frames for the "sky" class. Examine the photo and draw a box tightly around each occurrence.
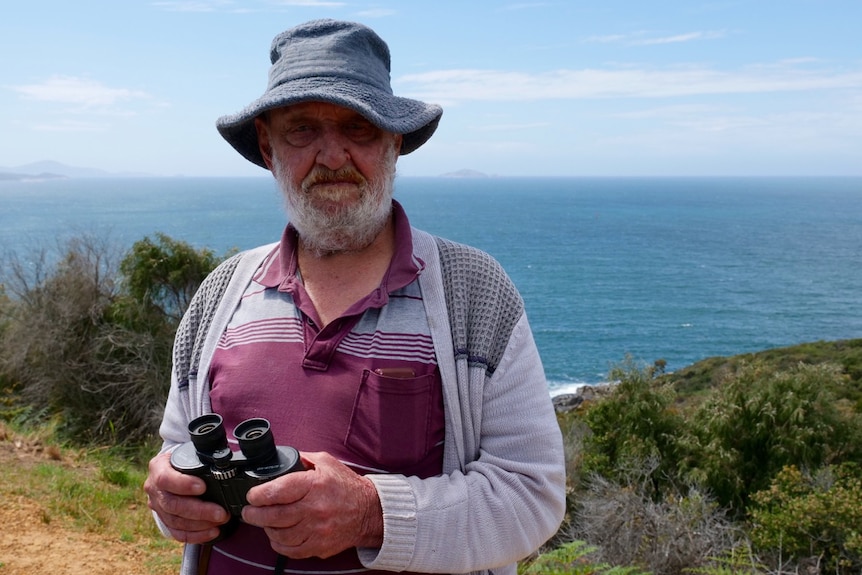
[2,1,861,178]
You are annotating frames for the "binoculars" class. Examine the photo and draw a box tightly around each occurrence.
[170,413,304,517]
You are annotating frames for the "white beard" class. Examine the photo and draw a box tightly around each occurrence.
[271,148,398,256]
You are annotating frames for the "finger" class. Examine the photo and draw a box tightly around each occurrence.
[166,523,224,545]
[145,452,207,497]
[245,467,314,507]
[151,489,229,524]
[148,490,229,545]
[242,497,303,529]
[265,527,323,560]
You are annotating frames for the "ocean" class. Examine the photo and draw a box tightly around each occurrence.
[2,176,861,395]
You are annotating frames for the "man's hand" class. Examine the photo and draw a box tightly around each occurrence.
[143,451,230,544]
[241,451,384,559]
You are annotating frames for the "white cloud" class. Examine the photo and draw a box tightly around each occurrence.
[611,104,728,119]
[634,30,728,45]
[13,76,150,108]
[396,62,862,103]
[355,8,397,18]
[583,30,728,46]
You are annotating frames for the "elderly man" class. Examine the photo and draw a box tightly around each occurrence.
[144,19,565,575]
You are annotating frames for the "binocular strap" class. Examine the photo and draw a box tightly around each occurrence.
[274,554,287,575]
[196,543,212,575]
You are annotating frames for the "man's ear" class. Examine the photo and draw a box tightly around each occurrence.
[254,116,274,170]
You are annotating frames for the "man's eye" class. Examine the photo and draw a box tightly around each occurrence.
[284,125,317,147]
[344,123,377,142]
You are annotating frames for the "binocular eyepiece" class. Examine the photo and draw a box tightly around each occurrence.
[170,413,304,518]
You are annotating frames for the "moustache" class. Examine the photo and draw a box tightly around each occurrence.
[302,167,366,191]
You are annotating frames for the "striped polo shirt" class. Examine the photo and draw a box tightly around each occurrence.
[206,202,444,574]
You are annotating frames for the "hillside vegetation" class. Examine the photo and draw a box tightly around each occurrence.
[2,234,861,575]
[664,338,862,406]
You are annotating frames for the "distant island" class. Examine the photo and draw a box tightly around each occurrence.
[2,160,493,180]
[440,169,491,178]
[0,171,67,182]
[0,160,149,179]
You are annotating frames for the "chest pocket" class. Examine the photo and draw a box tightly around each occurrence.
[345,369,440,471]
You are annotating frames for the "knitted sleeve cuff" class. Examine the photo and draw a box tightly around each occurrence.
[357,474,417,571]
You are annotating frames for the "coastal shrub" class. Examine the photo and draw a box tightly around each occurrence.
[520,540,648,575]
[666,338,862,410]
[568,466,738,575]
[0,235,151,442]
[0,282,9,327]
[748,463,862,573]
[684,546,773,575]
[685,361,858,513]
[119,232,226,323]
[0,233,224,444]
[580,357,686,500]
[0,284,16,415]
[555,409,590,491]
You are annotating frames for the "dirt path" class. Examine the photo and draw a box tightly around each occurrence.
[0,424,181,574]
[0,495,158,575]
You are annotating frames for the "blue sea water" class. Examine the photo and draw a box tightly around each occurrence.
[2,176,861,394]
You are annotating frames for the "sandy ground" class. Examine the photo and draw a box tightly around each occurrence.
[0,495,158,575]
[0,424,180,574]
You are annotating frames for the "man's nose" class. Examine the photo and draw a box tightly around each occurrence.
[314,127,352,170]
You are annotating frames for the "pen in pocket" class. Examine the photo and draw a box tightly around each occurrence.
[374,367,416,378]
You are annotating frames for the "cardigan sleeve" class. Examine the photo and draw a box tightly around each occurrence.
[359,229,566,573]
[359,313,566,573]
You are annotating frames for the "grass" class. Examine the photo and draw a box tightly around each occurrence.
[0,420,183,574]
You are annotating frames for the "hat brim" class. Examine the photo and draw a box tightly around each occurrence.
[216,77,442,169]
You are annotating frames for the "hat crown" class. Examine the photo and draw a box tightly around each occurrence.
[216,19,442,168]
[268,20,393,96]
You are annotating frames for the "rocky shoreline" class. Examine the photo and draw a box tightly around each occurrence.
[551,382,617,413]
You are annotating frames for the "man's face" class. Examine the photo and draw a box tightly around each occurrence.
[255,102,402,255]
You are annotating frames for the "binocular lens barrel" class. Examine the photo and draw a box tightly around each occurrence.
[234,418,278,464]
[189,413,229,454]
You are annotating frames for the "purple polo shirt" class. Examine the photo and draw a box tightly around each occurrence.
[207,202,444,574]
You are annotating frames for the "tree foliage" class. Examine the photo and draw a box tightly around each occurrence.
[0,233,226,444]
[580,356,686,500]
[748,463,862,573]
[686,361,861,512]
[119,232,224,323]
[565,354,862,574]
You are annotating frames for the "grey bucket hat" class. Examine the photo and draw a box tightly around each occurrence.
[216,19,443,169]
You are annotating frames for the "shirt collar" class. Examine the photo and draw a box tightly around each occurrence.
[254,200,424,296]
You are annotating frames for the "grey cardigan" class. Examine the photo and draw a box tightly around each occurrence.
[158,228,566,575]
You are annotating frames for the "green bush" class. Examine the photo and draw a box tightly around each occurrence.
[119,232,226,323]
[666,339,862,410]
[580,357,686,500]
[565,354,862,574]
[685,361,860,513]
[0,233,225,445]
[748,463,862,573]
[520,540,649,575]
